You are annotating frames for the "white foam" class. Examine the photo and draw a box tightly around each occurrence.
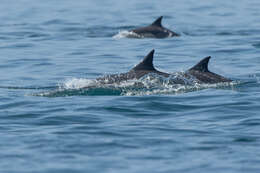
[113,30,142,39]
[121,74,239,96]
[60,78,97,90]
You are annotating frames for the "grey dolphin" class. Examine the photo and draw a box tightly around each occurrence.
[96,50,231,84]
[130,16,179,38]
[187,56,232,84]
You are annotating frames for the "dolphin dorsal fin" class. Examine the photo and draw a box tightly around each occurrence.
[151,16,163,27]
[132,49,156,71]
[189,56,211,72]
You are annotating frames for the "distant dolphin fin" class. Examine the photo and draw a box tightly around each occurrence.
[132,49,156,71]
[189,56,211,72]
[151,16,163,27]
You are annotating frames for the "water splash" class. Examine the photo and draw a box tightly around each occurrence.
[113,30,142,39]
[34,74,239,97]
[113,30,175,39]
[60,78,97,89]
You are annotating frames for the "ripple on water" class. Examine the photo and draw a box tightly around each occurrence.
[252,42,260,48]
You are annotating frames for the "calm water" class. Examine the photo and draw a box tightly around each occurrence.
[1,0,260,172]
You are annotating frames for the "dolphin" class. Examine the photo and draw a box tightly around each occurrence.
[96,50,231,85]
[130,16,179,38]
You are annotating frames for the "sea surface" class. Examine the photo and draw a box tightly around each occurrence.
[1,0,260,172]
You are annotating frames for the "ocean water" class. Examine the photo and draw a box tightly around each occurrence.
[1,0,260,172]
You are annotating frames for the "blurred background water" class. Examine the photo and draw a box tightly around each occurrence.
[0,0,260,172]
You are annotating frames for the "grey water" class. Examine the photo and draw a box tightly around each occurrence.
[0,0,260,172]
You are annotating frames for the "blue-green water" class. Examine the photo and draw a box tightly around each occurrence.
[1,0,260,172]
